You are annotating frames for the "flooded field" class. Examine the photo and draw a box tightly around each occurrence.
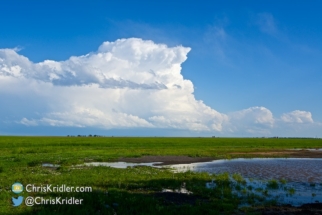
[167,158,322,206]
[84,158,322,183]
[168,158,322,183]
[2,137,322,214]
[84,158,322,206]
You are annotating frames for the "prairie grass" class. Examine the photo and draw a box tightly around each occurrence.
[0,136,321,214]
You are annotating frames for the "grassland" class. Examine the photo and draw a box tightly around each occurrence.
[0,136,322,214]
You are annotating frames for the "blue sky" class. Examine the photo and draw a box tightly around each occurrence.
[0,1,321,136]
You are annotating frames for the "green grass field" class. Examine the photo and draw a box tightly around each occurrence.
[1,136,322,214]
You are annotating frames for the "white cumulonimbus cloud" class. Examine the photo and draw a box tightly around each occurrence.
[281,110,314,123]
[226,107,275,135]
[0,38,319,135]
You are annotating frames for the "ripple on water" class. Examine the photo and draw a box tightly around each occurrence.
[168,158,322,207]
[168,158,322,183]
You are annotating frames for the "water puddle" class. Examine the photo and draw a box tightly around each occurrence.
[83,161,163,168]
[306,148,322,151]
[42,163,60,168]
[162,187,193,194]
[167,158,322,183]
[290,148,322,151]
[233,178,321,207]
[167,158,322,206]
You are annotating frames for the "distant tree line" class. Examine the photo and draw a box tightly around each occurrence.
[67,134,104,137]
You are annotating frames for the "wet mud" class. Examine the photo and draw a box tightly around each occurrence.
[117,155,214,165]
[230,149,322,158]
[117,149,322,166]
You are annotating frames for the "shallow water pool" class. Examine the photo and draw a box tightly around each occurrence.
[167,158,322,183]
[167,158,322,206]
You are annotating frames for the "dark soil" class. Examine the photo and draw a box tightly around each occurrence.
[230,150,322,158]
[118,155,214,165]
[118,150,322,166]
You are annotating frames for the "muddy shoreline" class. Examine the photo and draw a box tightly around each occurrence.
[230,149,322,158]
[117,155,214,165]
[117,150,322,165]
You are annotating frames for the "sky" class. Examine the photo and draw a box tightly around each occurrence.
[0,1,321,137]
